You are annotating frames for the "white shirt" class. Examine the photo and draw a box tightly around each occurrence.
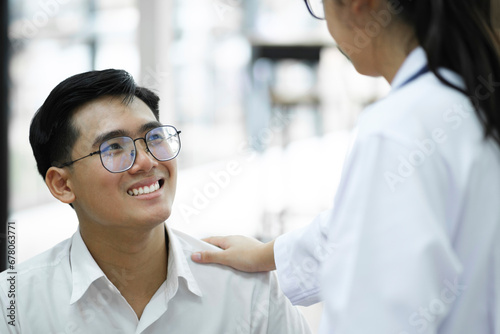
[0,225,311,334]
[275,47,500,333]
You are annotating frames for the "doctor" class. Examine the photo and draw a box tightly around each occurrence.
[192,0,500,333]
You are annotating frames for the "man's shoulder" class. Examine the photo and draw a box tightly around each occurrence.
[168,228,311,334]
[0,236,72,281]
[170,228,273,284]
[170,228,226,253]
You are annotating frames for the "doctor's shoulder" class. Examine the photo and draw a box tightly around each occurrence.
[356,70,479,147]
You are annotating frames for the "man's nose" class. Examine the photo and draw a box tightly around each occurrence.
[128,139,158,173]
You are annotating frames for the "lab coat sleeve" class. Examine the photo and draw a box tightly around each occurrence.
[318,133,464,334]
[274,210,334,306]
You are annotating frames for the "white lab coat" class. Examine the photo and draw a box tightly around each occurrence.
[274,47,500,334]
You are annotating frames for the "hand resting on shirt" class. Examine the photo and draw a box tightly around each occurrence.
[191,235,276,273]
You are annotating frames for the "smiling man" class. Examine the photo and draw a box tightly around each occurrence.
[0,69,311,333]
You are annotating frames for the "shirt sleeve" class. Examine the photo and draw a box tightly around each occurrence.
[274,209,334,306]
[318,134,464,333]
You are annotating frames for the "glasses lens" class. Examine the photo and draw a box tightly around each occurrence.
[99,137,135,173]
[146,126,181,161]
[307,0,324,19]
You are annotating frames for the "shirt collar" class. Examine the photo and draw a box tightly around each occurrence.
[68,224,202,305]
[69,229,106,304]
[164,224,203,299]
[391,46,428,90]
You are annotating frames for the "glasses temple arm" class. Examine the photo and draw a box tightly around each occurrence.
[56,150,101,168]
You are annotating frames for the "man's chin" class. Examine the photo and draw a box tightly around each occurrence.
[143,209,172,226]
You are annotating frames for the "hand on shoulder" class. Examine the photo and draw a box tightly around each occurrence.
[191,235,276,273]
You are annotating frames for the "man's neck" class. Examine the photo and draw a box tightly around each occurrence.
[79,223,168,319]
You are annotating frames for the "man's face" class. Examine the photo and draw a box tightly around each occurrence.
[66,96,177,231]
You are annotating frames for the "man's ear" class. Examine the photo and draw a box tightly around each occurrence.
[350,0,381,17]
[45,167,76,204]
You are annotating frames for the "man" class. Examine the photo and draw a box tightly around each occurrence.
[0,69,311,333]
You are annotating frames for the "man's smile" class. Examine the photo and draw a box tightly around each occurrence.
[127,179,164,196]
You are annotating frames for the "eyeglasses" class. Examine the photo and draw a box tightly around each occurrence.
[304,0,325,20]
[58,125,181,173]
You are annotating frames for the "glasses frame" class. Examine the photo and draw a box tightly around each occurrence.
[58,125,182,173]
[304,0,325,20]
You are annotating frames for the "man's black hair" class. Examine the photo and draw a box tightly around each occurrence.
[29,69,160,179]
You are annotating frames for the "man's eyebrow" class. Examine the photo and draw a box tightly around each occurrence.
[139,121,163,134]
[91,121,163,148]
[92,130,129,148]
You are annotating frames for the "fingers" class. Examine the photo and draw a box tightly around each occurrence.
[201,236,228,249]
[192,236,234,265]
[191,251,223,264]
[193,235,273,272]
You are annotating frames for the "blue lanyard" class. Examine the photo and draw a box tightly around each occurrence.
[400,65,429,88]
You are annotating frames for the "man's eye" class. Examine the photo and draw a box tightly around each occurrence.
[148,134,165,145]
[148,134,164,141]
[102,143,123,153]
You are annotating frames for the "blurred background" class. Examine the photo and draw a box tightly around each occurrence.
[7,0,390,330]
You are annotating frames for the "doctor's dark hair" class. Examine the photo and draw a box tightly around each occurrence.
[394,0,500,147]
[29,69,160,180]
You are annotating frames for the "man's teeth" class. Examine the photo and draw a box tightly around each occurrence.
[128,181,160,196]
